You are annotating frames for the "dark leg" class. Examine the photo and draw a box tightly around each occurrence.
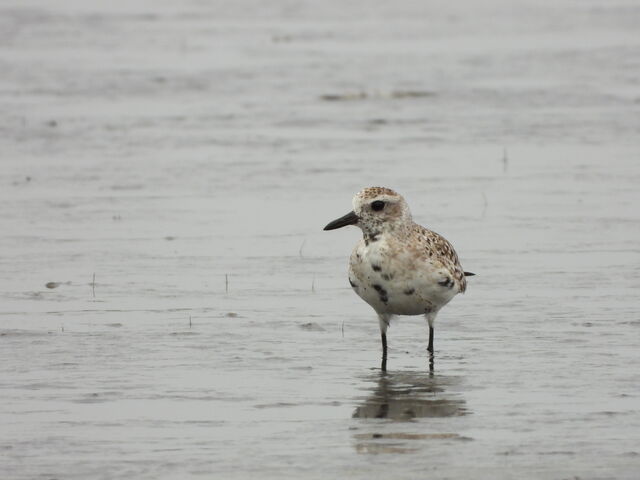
[378,314,391,371]
[427,326,434,353]
[381,332,387,371]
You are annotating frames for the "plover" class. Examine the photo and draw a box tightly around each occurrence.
[324,187,473,369]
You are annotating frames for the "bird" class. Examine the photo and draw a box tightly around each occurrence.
[323,187,473,370]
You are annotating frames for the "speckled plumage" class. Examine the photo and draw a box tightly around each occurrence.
[324,187,472,367]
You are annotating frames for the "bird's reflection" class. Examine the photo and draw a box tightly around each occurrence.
[353,369,468,421]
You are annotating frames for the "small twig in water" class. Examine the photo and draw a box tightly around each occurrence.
[92,273,96,298]
[341,320,344,338]
[225,274,229,293]
[481,192,488,218]
[61,324,64,333]
[189,315,192,329]
[311,276,315,293]
[299,239,306,258]
[502,147,509,173]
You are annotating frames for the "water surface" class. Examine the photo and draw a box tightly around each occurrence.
[1,1,639,478]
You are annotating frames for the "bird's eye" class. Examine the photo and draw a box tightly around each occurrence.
[371,200,385,211]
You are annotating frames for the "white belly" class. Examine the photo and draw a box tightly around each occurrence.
[348,237,458,316]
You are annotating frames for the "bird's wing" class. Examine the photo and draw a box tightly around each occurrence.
[414,224,467,293]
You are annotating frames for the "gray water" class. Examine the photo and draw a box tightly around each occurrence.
[1,1,639,479]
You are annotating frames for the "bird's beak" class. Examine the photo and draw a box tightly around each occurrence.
[323,211,359,231]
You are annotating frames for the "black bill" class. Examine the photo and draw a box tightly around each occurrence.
[323,210,359,230]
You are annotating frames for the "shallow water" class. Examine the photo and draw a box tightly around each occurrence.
[1,0,640,479]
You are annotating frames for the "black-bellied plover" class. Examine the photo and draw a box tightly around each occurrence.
[324,187,473,370]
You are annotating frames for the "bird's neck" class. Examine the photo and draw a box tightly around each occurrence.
[361,220,413,242]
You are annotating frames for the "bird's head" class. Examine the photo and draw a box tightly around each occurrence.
[323,187,412,235]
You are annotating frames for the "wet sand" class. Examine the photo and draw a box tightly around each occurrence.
[1,1,639,479]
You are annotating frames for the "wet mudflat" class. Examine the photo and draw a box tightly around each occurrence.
[1,1,639,479]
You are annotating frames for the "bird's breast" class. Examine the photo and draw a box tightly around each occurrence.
[348,236,459,315]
